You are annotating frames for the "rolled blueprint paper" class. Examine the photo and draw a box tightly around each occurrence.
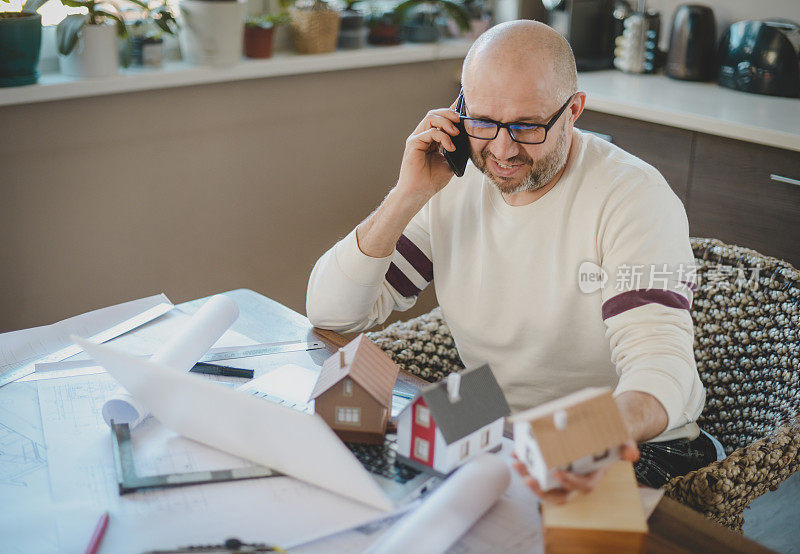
[101,294,239,429]
[367,454,511,554]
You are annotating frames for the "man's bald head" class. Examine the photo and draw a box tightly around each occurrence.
[462,20,577,104]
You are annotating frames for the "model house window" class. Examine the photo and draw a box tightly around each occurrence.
[480,429,490,447]
[460,441,470,460]
[336,407,360,425]
[415,405,430,427]
[343,379,353,397]
[414,438,430,461]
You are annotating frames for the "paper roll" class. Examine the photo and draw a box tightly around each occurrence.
[367,454,511,554]
[101,294,239,429]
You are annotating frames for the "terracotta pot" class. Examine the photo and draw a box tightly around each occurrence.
[368,23,402,46]
[244,25,275,58]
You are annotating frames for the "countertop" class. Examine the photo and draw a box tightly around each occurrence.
[579,70,800,152]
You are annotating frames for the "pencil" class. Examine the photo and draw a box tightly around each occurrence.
[85,511,109,554]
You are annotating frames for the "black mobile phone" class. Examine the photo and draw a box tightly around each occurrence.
[441,91,471,177]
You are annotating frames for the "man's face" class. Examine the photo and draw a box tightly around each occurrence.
[463,78,574,195]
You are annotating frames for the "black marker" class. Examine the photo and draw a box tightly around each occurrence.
[189,362,254,379]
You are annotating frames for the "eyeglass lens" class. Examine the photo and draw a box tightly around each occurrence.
[462,120,547,144]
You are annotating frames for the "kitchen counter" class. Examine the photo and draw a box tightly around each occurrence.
[578,70,800,152]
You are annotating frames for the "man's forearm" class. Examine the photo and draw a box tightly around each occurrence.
[356,186,430,258]
[615,390,668,443]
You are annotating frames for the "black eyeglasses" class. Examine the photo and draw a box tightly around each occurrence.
[458,93,575,145]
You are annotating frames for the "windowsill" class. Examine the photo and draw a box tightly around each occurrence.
[0,39,471,108]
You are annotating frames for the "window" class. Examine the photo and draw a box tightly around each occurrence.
[415,405,430,427]
[414,438,430,461]
[460,441,470,460]
[343,379,353,397]
[335,407,360,425]
[480,429,490,447]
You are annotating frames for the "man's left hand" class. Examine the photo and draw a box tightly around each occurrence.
[511,441,640,505]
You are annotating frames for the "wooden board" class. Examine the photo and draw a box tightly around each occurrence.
[542,461,648,553]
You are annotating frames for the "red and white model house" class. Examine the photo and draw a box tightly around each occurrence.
[396,364,511,476]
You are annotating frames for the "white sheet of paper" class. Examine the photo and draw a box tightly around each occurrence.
[0,293,173,386]
[364,453,511,553]
[295,440,544,554]
[76,338,395,511]
[101,295,240,429]
[35,372,389,553]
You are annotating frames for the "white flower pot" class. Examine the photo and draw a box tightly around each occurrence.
[58,23,119,78]
[178,0,246,67]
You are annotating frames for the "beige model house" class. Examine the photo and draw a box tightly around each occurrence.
[509,387,631,491]
[310,334,399,444]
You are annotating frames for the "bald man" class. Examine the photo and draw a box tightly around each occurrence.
[307,21,720,500]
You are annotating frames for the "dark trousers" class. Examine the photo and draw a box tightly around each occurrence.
[633,431,719,488]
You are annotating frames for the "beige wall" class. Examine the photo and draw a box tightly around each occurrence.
[0,60,462,332]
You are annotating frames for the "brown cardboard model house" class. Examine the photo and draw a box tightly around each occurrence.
[510,388,647,553]
[509,387,631,491]
[310,334,399,444]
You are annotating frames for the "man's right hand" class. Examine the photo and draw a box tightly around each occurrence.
[396,103,463,203]
[355,101,463,259]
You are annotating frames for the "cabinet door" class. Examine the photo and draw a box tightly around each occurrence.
[577,110,693,203]
[687,133,800,268]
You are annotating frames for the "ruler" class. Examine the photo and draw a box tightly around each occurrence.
[199,340,326,362]
[111,422,280,494]
[0,302,174,388]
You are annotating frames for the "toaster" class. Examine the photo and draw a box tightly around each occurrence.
[718,19,800,98]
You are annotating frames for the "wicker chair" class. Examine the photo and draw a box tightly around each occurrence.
[366,237,800,532]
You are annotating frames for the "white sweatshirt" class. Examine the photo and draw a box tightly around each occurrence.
[307,130,705,442]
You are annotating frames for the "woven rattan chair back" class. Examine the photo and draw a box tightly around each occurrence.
[690,237,800,454]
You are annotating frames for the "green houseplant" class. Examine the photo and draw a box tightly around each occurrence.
[366,8,402,46]
[56,0,128,77]
[0,0,49,86]
[337,0,366,50]
[394,0,469,43]
[123,0,178,67]
[244,11,289,59]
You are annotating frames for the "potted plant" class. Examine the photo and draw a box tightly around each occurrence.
[366,9,402,46]
[0,0,49,86]
[244,11,288,59]
[337,0,366,50]
[57,0,128,77]
[289,0,339,54]
[124,0,178,67]
[446,0,491,38]
[395,0,469,43]
[178,0,246,66]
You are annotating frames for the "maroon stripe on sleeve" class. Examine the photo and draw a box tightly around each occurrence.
[602,289,690,320]
[386,262,421,298]
[396,234,434,282]
[680,280,698,292]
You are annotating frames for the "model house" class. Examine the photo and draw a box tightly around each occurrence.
[396,364,511,476]
[310,334,399,444]
[510,387,631,491]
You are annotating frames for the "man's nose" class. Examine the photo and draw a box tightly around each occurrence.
[488,127,520,160]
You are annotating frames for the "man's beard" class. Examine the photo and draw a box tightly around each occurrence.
[472,122,570,195]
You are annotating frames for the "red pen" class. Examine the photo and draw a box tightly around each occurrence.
[85,511,109,554]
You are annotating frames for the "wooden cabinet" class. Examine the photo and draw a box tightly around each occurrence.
[579,109,800,268]
[688,134,800,266]
[577,110,694,203]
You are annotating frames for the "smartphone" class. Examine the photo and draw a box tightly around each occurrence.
[441,90,471,177]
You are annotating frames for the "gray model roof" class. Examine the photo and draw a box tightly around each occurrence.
[417,364,511,444]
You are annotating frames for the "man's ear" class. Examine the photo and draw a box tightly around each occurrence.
[569,92,587,124]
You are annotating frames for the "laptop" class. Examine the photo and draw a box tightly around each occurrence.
[75,337,438,511]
